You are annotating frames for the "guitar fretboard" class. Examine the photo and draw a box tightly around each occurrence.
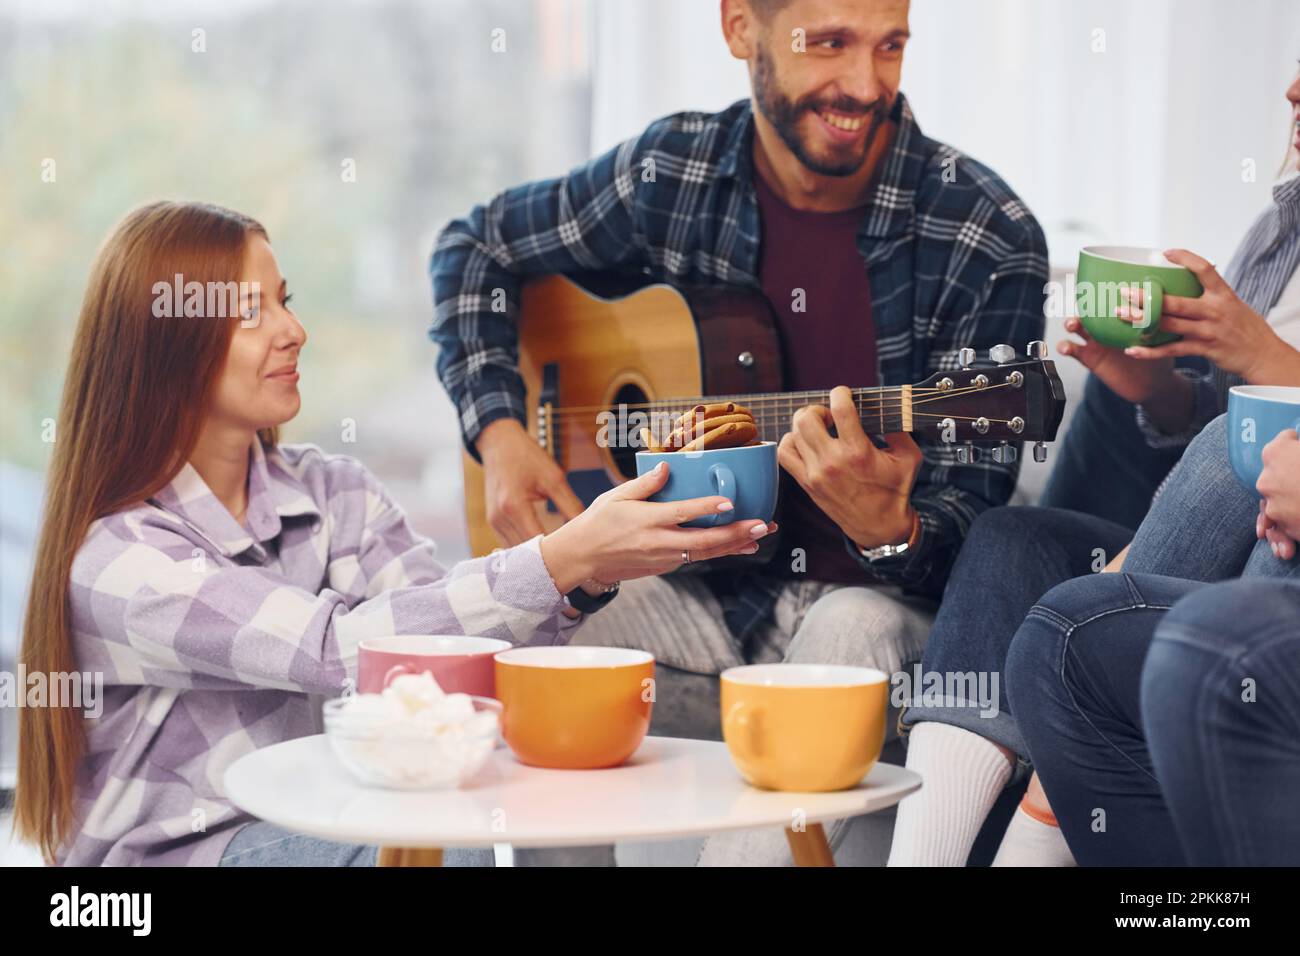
[639,385,915,440]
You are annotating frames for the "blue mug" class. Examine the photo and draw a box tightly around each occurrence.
[635,441,779,528]
[1226,385,1300,492]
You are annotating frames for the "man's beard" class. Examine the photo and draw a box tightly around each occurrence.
[752,43,889,178]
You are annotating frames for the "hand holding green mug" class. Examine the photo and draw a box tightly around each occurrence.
[1116,249,1294,381]
[1075,245,1204,349]
[1077,246,1291,381]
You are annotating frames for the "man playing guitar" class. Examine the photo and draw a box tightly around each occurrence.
[430,0,1048,865]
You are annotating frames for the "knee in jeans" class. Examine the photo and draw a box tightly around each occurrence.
[1004,618,1054,693]
[1034,572,1133,624]
[1003,604,1081,713]
[1160,578,1295,651]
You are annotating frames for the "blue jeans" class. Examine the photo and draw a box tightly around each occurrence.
[898,506,1132,760]
[219,821,378,867]
[1007,569,1300,866]
[902,414,1256,758]
[1144,579,1300,865]
[1040,370,1191,529]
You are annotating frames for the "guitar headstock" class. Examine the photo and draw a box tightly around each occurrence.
[911,342,1066,463]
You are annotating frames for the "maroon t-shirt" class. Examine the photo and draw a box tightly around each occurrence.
[754,169,879,583]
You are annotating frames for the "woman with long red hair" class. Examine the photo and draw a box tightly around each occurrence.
[16,201,775,865]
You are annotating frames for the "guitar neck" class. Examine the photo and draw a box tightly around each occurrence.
[656,385,914,440]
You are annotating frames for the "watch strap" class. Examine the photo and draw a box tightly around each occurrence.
[565,582,620,613]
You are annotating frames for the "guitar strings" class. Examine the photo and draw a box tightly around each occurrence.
[541,379,1028,451]
[544,407,1028,453]
[547,379,1013,414]
[543,380,1015,425]
[544,388,949,418]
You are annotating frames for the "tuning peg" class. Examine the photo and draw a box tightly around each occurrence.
[956,441,980,464]
[958,347,975,368]
[1033,441,1047,463]
[989,343,1016,364]
[1027,340,1047,359]
[991,441,1016,464]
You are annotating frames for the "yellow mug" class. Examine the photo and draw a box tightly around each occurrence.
[720,663,888,791]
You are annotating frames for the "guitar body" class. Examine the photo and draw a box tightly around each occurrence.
[461,274,784,556]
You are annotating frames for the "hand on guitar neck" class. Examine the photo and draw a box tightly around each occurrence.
[476,418,778,601]
[779,386,924,552]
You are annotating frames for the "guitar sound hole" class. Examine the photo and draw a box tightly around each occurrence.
[607,383,649,481]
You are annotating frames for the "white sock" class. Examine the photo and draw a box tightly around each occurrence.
[886,722,1014,867]
[991,803,1076,867]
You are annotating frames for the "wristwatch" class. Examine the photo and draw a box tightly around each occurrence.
[856,511,921,564]
[565,578,620,613]
[857,538,912,563]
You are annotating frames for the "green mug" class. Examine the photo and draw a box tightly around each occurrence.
[1075,245,1204,349]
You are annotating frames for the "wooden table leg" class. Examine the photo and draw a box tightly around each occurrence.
[377,846,443,867]
[785,823,835,867]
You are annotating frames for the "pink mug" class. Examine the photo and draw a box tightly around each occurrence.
[355,635,512,697]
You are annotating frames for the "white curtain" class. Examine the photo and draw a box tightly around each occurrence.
[590,0,1300,268]
[590,0,750,155]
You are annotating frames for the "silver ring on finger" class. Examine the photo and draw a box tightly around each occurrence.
[681,549,691,565]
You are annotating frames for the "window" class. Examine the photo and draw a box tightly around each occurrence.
[0,0,591,785]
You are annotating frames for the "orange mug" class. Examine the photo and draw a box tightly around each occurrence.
[721,663,888,791]
[494,646,654,769]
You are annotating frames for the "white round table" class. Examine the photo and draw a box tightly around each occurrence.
[224,734,921,867]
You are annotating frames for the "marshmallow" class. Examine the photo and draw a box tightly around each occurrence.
[327,671,499,788]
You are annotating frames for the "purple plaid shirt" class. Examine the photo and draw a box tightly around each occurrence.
[59,439,579,866]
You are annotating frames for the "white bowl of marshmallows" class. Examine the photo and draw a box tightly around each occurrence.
[323,672,501,790]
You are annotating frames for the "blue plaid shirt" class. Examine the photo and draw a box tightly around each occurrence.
[430,94,1048,639]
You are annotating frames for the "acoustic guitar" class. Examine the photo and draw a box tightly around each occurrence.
[460,273,1066,556]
